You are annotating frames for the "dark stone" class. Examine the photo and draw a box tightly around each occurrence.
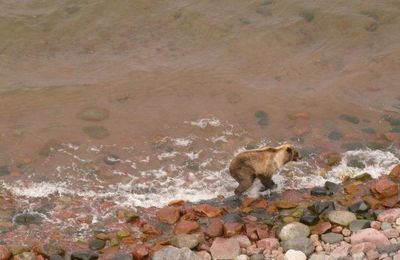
[183,160,199,171]
[327,131,343,141]
[103,154,120,165]
[13,212,42,225]
[349,220,371,232]
[255,110,269,128]
[49,255,64,260]
[348,159,365,169]
[310,187,332,196]
[362,128,376,134]
[110,254,133,260]
[250,209,274,226]
[309,201,335,215]
[223,213,243,223]
[391,127,400,133]
[325,182,339,194]
[348,201,370,214]
[383,115,400,126]
[281,237,314,256]
[71,251,98,260]
[41,243,65,257]
[339,114,360,124]
[239,17,251,24]
[353,173,372,182]
[366,22,379,32]
[88,239,105,251]
[341,142,363,151]
[0,165,10,176]
[300,213,319,226]
[367,142,388,150]
[82,126,110,139]
[300,10,314,22]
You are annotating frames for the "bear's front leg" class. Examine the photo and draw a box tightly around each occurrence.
[258,175,276,191]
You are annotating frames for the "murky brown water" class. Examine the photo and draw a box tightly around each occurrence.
[0,0,400,244]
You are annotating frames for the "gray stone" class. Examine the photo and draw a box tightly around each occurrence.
[70,251,98,260]
[279,222,310,241]
[170,234,200,249]
[349,219,370,232]
[309,254,334,260]
[381,222,392,230]
[320,233,344,244]
[377,243,400,254]
[88,239,105,250]
[153,246,199,260]
[327,210,356,226]
[249,254,264,260]
[281,237,314,256]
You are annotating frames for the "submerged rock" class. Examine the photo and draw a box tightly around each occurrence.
[77,107,109,122]
[300,213,319,226]
[310,187,332,196]
[321,233,344,244]
[309,201,335,215]
[339,114,360,124]
[13,212,42,225]
[88,239,106,251]
[0,165,10,176]
[82,126,110,139]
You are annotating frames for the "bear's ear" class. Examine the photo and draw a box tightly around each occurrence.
[286,147,293,154]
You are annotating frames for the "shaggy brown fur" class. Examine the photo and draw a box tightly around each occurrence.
[229,144,300,195]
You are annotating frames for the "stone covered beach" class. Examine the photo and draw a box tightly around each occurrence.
[0,165,400,259]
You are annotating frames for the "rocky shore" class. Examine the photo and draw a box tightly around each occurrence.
[0,164,400,260]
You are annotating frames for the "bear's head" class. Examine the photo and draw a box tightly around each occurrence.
[280,143,301,163]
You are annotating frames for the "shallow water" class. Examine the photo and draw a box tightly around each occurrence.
[0,0,400,243]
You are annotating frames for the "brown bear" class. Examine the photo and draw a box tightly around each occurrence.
[229,143,300,195]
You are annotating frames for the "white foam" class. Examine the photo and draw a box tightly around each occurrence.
[186,118,221,129]
[173,138,193,147]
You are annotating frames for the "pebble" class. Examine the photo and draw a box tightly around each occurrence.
[281,237,314,256]
[70,251,99,260]
[89,239,106,250]
[321,233,344,244]
[352,252,365,260]
[210,238,240,260]
[381,222,392,230]
[284,249,306,260]
[349,219,371,232]
[279,222,310,241]
[350,228,390,246]
[327,210,356,226]
[153,246,199,260]
[170,234,200,249]
[342,228,351,237]
[309,253,333,260]
[234,255,249,260]
[249,254,264,260]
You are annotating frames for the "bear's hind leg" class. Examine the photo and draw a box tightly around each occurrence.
[233,167,255,196]
[258,175,276,191]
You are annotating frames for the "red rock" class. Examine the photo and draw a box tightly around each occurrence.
[0,245,11,260]
[371,178,398,199]
[370,221,381,230]
[143,224,162,236]
[350,228,390,247]
[256,227,269,239]
[382,195,400,207]
[232,235,251,248]
[245,223,258,240]
[210,238,240,260]
[256,238,279,250]
[351,242,376,254]
[195,251,211,260]
[254,200,268,209]
[389,165,400,181]
[168,200,185,206]
[193,204,223,218]
[330,242,351,259]
[242,197,259,208]
[363,196,382,209]
[36,255,45,260]
[156,207,180,224]
[377,208,400,222]
[366,250,380,260]
[313,222,332,235]
[181,211,198,221]
[383,132,400,142]
[174,220,199,234]
[132,244,149,259]
[206,218,223,237]
[223,223,243,237]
